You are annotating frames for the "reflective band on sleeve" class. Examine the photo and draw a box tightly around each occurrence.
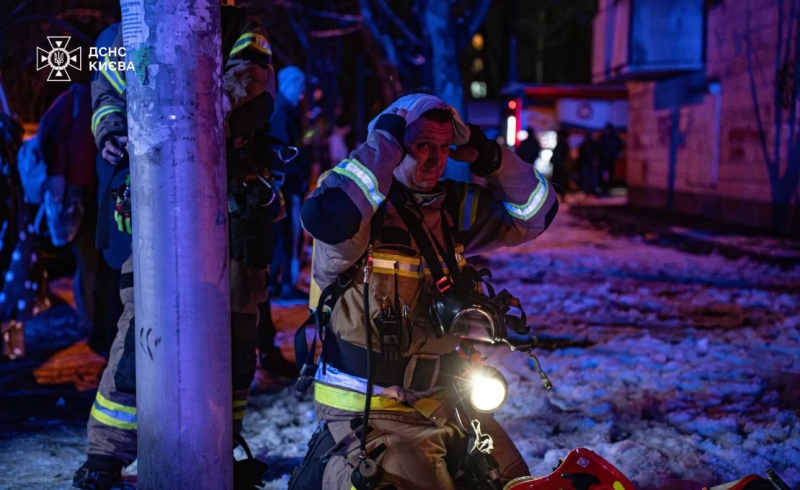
[91,392,137,430]
[503,169,549,220]
[92,106,125,136]
[332,158,385,211]
[96,391,136,414]
[101,54,126,94]
[232,398,248,420]
[313,382,415,413]
[459,184,481,232]
[230,33,272,57]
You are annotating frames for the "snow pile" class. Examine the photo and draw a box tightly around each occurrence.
[2,212,799,490]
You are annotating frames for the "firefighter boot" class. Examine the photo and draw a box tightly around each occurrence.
[72,455,123,490]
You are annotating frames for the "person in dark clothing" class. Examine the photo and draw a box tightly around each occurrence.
[516,127,541,165]
[37,84,115,353]
[252,66,308,389]
[268,66,307,300]
[578,133,597,195]
[595,123,623,194]
[92,22,127,351]
[550,130,570,198]
[1,114,48,336]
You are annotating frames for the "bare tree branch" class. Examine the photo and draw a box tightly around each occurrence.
[274,0,363,23]
[744,2,776,171]
[13,15,94,45]
[374,0,422,46]
[311,24,364,38]
[358,0,399,66]
[466,0,494,38]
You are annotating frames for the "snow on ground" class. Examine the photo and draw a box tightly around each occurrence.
[2,209,799,489]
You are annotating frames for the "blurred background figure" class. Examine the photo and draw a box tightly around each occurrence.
[516,126,541,165]
[1,113,48,358]
[550,130,570,198]
[328,124,351,167]
[595,123,623,195]
[253,66,309,392]
[577,132,597,195]
[35,83,114,355]
[269,65,308,301]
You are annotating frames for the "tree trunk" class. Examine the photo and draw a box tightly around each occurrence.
[425,1,470,181]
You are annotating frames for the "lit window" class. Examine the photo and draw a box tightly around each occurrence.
[470,81,487,99]
[472,33,484,50]
[471,58,484,73]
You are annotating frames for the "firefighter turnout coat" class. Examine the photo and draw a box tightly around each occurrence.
[299,114,558,488]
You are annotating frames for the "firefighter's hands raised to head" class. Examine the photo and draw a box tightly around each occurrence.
[452,123,502,177]
[102,135,128,165]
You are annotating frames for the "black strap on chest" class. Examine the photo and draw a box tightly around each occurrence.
[293,180,462,391]
[387,179,460,291]
[293,198,389,391]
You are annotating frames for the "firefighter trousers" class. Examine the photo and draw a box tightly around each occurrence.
[86,254,267,466]
[290,399,530,490]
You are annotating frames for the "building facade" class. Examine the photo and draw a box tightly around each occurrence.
[594,0,800,234]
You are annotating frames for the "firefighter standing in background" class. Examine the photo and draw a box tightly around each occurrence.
[289,92,559,489]
[73,6,279,490]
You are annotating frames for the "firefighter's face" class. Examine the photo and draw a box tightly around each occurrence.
[395,118,453,191]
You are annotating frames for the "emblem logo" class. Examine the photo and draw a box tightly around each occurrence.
[37,36,82,82]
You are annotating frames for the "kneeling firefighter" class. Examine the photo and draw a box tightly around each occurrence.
[73,5,286,490]
[290,92,559,490]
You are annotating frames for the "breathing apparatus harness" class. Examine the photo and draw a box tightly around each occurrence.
[293,179,553,490]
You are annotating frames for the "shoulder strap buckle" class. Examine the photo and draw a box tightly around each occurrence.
[295,363,318,392]
[435,275,454,294]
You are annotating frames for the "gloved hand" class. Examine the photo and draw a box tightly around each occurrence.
[102,135,128,165]
[368,93,471,156]
[114,175,132,234]
[454,124,500,177]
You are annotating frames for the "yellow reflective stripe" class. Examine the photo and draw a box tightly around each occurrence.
[92,106,125,136]
[371,250,465,278]
[503,169,549,220]
[309,245,322,310]
[332,159,384,211]
[101,54,126,94]
[233,411,246,421]
[96,391,136,414]
[230,33,272,57]
[233,400,248,408]
[372,253,420,266]
[314,383,416,413]
[373,266,424,279]
[91,405,137,430]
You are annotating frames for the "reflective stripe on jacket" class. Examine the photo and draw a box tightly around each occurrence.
[301,126,558,417]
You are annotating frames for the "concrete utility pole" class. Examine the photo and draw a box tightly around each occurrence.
[122,1,231,489]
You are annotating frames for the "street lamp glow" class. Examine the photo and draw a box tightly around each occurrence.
[506,115,517,146]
